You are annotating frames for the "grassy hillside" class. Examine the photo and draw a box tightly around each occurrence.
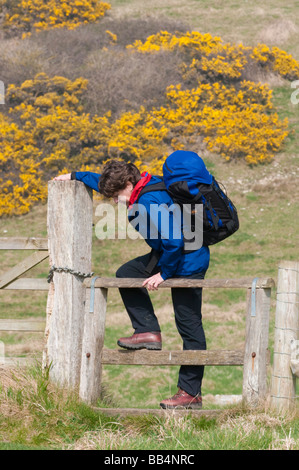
[0,0,298,450]
[109,0,299,56]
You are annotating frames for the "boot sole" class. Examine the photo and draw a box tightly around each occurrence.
[117,341,162,350]
[160,403,202,410]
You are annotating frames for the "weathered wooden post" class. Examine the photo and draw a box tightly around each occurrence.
[242,279,272,406]
[44,180,93,390]
[79,278,107,403]
[271,261,299,412]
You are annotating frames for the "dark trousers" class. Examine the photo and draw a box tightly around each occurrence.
[116,252,206,397]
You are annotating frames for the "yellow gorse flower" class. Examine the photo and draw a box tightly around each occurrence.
[2,0,110,37]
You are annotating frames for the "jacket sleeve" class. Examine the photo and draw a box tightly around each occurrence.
[72,171,101,192]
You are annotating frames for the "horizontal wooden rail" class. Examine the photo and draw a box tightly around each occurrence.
[85,277,275,289]
[101,349,245,366]
[0,357,39,368]
[0,319,45,332]
[2,277,276,291]
[2,278,49,290]
[0,252,49,289]
[0,237,48,250]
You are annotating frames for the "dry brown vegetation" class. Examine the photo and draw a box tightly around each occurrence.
[0,17,188,117]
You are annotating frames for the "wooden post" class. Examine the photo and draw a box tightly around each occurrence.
[271,261,299,412]
[79,283,107,403]
[44,180,93,390]
[242,280,271,406]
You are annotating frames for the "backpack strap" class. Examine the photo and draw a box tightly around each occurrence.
[205,199,220,230]
[136,181,166,201]
[133,180,166,274]
[193,184,220,231]
[144,249,161,275]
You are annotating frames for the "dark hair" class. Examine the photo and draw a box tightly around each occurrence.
[98,160,141,197]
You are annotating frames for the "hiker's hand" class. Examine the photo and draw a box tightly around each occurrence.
[53,173,71,181]
[142,273,164,291]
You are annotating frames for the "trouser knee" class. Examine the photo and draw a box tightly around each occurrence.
[116,264,126,278]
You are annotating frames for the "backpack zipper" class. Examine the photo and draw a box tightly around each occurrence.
[164,161,173,174]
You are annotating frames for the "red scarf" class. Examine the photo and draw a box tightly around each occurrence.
[129,172,152,208]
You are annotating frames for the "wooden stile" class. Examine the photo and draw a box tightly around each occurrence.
[101,349,245,366]
[42,181,276,408]
[1,182,280,414]
[84,276,275,290]
[93,407,221,419]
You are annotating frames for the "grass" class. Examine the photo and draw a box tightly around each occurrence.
[0,364,298,450]
[109,0,299,57]
[0,0,299,450]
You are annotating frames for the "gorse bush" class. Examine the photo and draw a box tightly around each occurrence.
[0,74,289,216]
[0,73,101,216]
[128,30,299,82]
[0,20,298,217]
[1,0,111,38]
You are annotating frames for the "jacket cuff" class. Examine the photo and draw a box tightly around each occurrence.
[160,271,169,281]
[71,171,77,180]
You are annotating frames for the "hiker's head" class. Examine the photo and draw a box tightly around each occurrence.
[98,160,141,203]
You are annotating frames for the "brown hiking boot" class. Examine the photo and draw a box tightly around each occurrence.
[117,332,162,350]
[160,388,202,409]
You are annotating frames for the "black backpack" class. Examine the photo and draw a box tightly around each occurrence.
[137,151,239,249]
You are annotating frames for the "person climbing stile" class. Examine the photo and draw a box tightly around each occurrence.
[54,150,239,409]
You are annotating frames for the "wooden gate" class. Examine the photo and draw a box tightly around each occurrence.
[0,237,48,366]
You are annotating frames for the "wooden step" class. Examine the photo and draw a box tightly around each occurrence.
[93,407,222,418]
[101,348,244,366]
